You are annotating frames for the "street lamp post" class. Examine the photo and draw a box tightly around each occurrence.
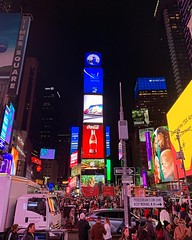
[175,130,191,208]
[118,82,129,227]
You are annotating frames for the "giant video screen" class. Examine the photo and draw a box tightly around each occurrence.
[167,80,192,177]
[83,95,103,123]
[81,175,105,187]
[81,159,105,169]
[151,126,174,183]
[132,108,149,125]
[82,124,104,159]
[84,68,103,94]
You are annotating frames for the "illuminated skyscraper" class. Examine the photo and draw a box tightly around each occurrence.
[154,0,192,106]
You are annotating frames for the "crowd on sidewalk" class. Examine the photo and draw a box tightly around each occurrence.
[60,195,192,240]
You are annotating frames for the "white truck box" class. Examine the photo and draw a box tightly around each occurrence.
[0,173,28,233]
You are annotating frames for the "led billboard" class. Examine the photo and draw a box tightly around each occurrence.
[139,128,154,142]
[132,108,149,125]
[83,95,103,123]
[0,153,12,174]
[81,159,105,175]
[145,131,152,170]
[81,175,105,187]
[84,68,103,94]
[70,126,79,154]
[81,159,105,169]
[151,126,174,183]
[167,80,192,177]
[134,77,166,98]
[82,124,104,158]
[0,14,21,77]
[105,126,111,157]
[40,148,55,160]
[0,103,15,144]
[85,52,102,67]
[6,103,15,144]
[70,150,78,168]
[0,106,10,142]
[11,147,18,175]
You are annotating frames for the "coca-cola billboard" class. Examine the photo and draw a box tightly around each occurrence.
[82,124,104,158]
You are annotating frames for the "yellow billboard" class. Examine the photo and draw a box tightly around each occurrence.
[167,80,192,177]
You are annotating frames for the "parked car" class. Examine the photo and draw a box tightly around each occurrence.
[86,208,157,234]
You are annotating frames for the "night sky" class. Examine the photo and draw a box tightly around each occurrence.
[21,0,166,162]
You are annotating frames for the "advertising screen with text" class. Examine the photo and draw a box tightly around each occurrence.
[167,80,192,177]
[82,124,104,159]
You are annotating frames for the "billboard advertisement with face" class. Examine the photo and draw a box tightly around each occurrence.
[167,80,192,178]
[83,95,103,123]
[82,124,104,158]
[152,126,175,183]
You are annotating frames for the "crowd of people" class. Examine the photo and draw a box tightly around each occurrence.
[60,194,192,240]
[7,195,192,240]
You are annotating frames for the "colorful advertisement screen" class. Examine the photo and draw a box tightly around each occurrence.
[40,148,55,160]
[152,126,174,183]
[83,95,103,123]
[167,80,192,177]
[0,14,21,77]
[70,127,79,154]
[85,52,102,67]
[0,153,13,174]
[0,106,10,142]
[132,108,149,125]
[84,68,103,94]
[81,175,105,187]
[139,128,154,142]
[81,159,105,169]
[105,126,111,157]
[11,147,18,175]
[82,124,104,158]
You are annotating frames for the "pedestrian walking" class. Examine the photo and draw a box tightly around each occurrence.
[22,223,36,240]
[7,224,19,240]
[156,221,164,240]
[163,220,173,240]
[77,213,90,240]
[90,216,106,240]
[103,217,112,240]
[160,208,171,224]
[146,213,156,239]
[119,226,132,240]
[137,221,149,240]
[174,219,190,240]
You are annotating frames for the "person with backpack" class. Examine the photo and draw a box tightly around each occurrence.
[7,224,18,240]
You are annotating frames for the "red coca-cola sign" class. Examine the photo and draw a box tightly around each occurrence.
[82,124,104,158]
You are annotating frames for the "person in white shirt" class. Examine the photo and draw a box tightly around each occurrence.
[103,217,112,240]
[160,208,171,224]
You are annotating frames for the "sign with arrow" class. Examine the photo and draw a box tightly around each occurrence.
[114,167,135,175]
[130,197,164,208]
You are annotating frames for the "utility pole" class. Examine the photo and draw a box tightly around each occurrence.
[176,130,191,208]
[118,82,129,227]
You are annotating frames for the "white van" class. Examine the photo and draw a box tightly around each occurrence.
[14,193,61,230]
